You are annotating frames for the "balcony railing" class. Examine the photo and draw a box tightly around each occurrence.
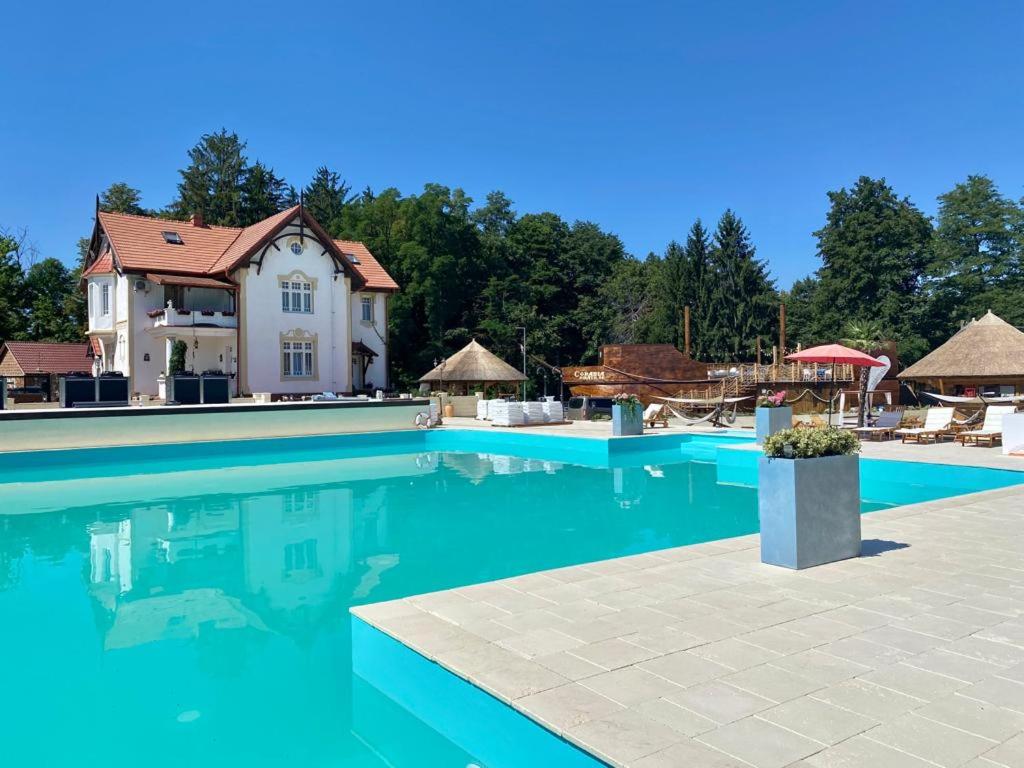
[707,363,855,384]
[149,303,237,329]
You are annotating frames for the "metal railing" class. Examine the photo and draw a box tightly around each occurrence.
[707,363,854,384]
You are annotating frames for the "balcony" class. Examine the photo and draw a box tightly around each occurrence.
[148,303,237,331]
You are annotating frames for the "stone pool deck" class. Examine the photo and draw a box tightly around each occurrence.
[353,483,1024,767]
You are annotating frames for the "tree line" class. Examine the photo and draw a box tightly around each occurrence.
[2,129,1022,392]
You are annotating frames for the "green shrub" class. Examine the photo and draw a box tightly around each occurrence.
[763,428,860,459]
[168,340,188,375]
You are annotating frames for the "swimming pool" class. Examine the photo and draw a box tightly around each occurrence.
[1,430,1020,766]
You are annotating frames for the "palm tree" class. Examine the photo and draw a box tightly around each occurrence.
[842,320,887,427]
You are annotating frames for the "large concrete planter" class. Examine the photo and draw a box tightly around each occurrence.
[612,404,643,436]
[757,454,861,569]
[755,406,792,444]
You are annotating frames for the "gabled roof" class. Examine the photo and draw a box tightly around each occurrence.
[419,339,526,383]
[335,239,399,292]
[86,207,397,291]
[206,206,300,274]
[97,211,240,274]
[898,311,1024,380]
[82,248,113,276]
[1,341,93,374]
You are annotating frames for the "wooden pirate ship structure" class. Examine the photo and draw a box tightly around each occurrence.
[561,305,900,413]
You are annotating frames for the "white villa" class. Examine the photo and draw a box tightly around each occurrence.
[81,204,398,397]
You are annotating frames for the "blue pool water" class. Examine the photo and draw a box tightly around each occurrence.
[0,430,1020,767]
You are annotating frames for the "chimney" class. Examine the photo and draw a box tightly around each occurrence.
[190,211,205,228]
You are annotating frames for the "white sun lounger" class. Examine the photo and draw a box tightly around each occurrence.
[956,405,1016,447]
[895,407,954,444]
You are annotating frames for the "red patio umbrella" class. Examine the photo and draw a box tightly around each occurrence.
[786,344,885,426]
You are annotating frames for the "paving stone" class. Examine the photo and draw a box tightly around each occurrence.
[721,663,825,703]
[627,625,703,654]
[533,650,606,681]
[946,636,1024,667]
[804,734,938,767]
[739,625,820,655]
[471,657,570,701]
[688,637,783,671]
[631,737,749,767]
[768,649,870,686]
[634,696,718,737]
[916,693,1024,742]
[958,675,1024,713]
[863,712,996,768]
[893,612,981,641]
[517,681,624,730]
[981,732,1024,767]
[665,680,773,725]
[903,648,1006,683]
[568,709,682,765]
[579,666,683,707]
[571,637,660,671]
[757,696,876,745]
[697,716,822,768]
[821,635,915,667]
[810,678,927,720]
[858,661,969,701]
[638,650,731,688]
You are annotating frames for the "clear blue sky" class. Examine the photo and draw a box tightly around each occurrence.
[2,1,1022,287]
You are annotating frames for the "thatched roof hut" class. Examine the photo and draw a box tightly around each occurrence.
[418,339,526,393]
[898,311,1024,393]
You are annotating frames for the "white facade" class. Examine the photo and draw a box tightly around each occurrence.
[85,215,391,398]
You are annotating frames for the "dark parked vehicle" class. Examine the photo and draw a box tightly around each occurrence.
[565,396,615,421]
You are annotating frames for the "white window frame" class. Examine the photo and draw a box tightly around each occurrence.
[281,337,317,379]
[360,296,374,323]
[101,284,111,316]
[281,279,313,314]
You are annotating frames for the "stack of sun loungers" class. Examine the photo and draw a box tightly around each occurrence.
[490,400,525,426]
[476,399,490,420]
[523,401,546,424]
[542,400,565,422]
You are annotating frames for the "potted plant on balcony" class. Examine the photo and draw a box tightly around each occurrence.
[758,427,861,569]
[611,393,643,436]
[755,389,792,444]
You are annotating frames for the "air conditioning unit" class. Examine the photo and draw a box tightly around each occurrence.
[134,279,147,292]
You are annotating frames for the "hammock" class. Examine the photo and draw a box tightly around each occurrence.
[659,399,741,426]
[923,392,1024,405]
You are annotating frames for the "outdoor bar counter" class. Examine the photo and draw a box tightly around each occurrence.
[0,398,431,453]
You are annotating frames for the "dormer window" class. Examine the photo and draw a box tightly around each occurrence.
[162,231,183,245]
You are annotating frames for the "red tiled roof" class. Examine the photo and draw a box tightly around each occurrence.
[334,239,399,291]
[82,247,113,276]
[97,211,241,274]
[1,341,93,374]
[207,206,300,273]
[89,208,397,292]
[89,337,102,356]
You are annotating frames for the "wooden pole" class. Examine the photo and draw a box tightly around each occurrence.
[683,305,691,358]
[779,303,787,356]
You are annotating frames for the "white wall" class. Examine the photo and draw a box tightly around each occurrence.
[240,220,352,394]
[130,277,168,396]
[87,275,115,332]
[351,291,389,390]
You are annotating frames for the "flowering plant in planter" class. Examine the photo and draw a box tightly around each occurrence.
[758,390,788,408]
[763,427,859,459]
[613,392,642,417]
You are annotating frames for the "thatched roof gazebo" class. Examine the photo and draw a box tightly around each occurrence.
[418,339,526,394]
[898,311,1024,395]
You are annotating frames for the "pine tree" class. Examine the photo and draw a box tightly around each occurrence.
[302,167,351,233]
[169,129,249,225]
[239,161,288,225]
[0,232,26,342]
[684,220,714,360]
[99,183,146,215]
[705,211,776,360]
